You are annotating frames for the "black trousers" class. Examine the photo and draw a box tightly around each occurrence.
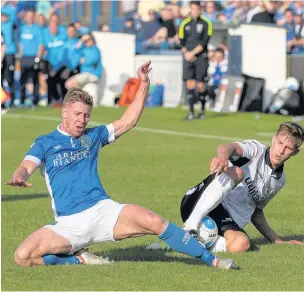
[20,56,39,105]
[47,64,67,104]
[1,54,16,105]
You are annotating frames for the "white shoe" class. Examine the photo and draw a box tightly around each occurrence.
[75,249,113,265]
[38,98,48,107]
[1,109,8,115]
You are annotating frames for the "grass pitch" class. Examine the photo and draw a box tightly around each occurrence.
[2,107,304,291]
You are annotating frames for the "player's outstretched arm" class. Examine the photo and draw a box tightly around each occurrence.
[5,160,38,187]
[210,143,243,174]
[251,208,303,245]
[112,61,152,139]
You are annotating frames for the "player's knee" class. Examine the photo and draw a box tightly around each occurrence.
[144,212,167,235]
[225,166,244,184]
[15,247,31,267]
[186,80,196,90]
[234,167,244,183]
[197,82,206,91]
[227,236,250,253]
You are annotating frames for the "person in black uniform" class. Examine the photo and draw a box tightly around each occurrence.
[179,1,212,120]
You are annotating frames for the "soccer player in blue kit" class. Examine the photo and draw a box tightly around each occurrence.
[6,61,237,269]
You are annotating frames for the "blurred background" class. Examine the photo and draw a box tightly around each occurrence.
[1,0,304,120]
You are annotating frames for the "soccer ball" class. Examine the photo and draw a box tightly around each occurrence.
[197,216,218,248]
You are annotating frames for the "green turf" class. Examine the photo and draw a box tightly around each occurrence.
[2,108,304,291]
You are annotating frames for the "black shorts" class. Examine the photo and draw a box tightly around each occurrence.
[39,60,49,75]
[183,54,209,82]
[180,174,248,237]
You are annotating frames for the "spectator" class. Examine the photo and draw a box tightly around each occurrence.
[275,1,290,25]
[36,13,49,107]
[49,13,67,36]
[1,11,17,106]
[19,9,44,106]
[247,0,261,23]
[74,20,90,37]
[37,13,47,28]
[232,1,249,23]
[207,44,216,62]
[65,33,102,98]
[1,0,18,25]
[216,12,228,23]
[251,0,275,24]
[101,24,110,32]
[158,7,178,45]
[137,0,166,22]
[43,14,67,105]
[207,47,228,106]
[204,1,217,22]
[62,23,82,80]
[141,10,161,43]
[36,0,53,20]
[283,9,296,53]
[291,14,304,54]
[223,1,236,21]
[122,18,137,35]
[167,3,182,26]
[293,1,304,16]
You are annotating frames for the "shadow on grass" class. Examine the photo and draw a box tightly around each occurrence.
[1,193,49,202]
[96,245,201,265]
[251,235,304,247]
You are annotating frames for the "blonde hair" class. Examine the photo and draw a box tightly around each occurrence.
[63,89,94,107]
[276,122,304,149]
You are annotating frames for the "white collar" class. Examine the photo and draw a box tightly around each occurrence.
[57,124,71,136]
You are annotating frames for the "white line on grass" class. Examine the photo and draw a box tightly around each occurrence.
[3,113,270,144]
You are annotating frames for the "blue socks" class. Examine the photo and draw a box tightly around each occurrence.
[158,222,215,267]
[43,254,82,265]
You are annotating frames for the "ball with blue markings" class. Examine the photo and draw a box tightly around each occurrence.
[198,216,218,248]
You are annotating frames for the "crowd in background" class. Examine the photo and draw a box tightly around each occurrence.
[1,0,304,111]
[1,0,102,110]
[117,0,304,54]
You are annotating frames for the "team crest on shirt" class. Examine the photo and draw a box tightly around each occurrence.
[196,23,204,33]
[80,135,92,148]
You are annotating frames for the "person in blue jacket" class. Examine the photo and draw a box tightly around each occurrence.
[1,11,17,106]
[1,0,18,26]
[65,33,102,91]
[19,9,44,105]
[43,14,67,105]
[61,23,82,81]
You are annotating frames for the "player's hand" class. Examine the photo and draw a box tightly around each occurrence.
[276,239,303,245]
[5,178,32,188]
[184,51,195,62]
[210,153,229,174]
[137,60,152,84]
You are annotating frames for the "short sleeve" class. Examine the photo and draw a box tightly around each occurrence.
[95,124,115,148]
[236,140,266,160]
[23,137,46,166]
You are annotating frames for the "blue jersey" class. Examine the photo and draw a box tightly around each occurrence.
[43,27,67,70]
[1,5,17,25]
[81,45,102,78]
[20,24,43,57]
[1,20,17,55]
[64,38,82,70]
[24,124,115,218]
